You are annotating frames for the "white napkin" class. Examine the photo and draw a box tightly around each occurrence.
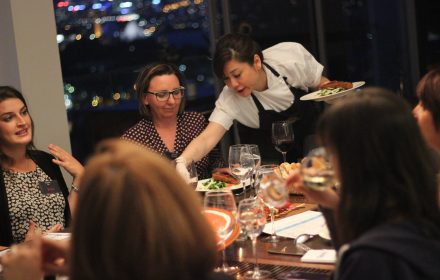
[300,249,337,264]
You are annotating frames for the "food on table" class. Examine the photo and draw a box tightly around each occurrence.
[275,162,301,180]
[212,171,240,184]
[317,80,354,97]
[202,179,228,190]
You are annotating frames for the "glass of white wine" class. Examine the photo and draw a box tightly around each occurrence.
[301,147,336,191]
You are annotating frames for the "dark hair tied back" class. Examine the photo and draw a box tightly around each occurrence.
[213,33,263,79]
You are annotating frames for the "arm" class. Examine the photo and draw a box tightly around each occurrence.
[176,122,227,181]
[180,122,227,163]
[48,144,84,215]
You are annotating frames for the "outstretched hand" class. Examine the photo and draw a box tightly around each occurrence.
[48,144,84,183]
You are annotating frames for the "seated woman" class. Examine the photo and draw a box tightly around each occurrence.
[0,86,83,247]
[1,140,232,280]
[413,68,440,153]
[288,88,440,279]
[122,62,224,179]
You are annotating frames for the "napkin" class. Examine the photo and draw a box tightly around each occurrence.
[300,249,336,264]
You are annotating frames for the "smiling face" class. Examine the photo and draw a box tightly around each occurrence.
[223,56,263,97]
[143,74,182,121]
[0,98,33,148]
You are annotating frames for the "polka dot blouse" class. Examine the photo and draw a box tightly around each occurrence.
[121,112,224,179]
[4,166,65,243]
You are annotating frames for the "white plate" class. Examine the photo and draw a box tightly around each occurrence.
[300,81,366,103]
[196,178,243,192]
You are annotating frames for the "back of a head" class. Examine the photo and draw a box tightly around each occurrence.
[417,67,440,130]
[71,140,217,280]
[317,88,440,243]
[213,33,263,79]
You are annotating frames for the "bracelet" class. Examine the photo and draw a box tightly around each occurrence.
[70,184,80,193]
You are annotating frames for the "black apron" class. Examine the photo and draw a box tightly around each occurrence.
[237,62,320,163]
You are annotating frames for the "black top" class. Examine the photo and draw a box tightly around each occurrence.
[333,221,440,280]
[0,150,71,246]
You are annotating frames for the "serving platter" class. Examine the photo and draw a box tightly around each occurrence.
[300,81,366,102]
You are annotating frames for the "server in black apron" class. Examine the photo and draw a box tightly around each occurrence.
[176,33,329,176]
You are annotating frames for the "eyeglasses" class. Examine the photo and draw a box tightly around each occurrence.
[146,87,185,102]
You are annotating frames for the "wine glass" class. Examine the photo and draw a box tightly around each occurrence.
[203,190,238,274]
[238,198,271,279]
[301,147,336,191]
[229,144,255,191]
[246,144,261,193]
[272,121,295,163]
[257,166,288,243]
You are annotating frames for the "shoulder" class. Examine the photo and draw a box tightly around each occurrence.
[29,150,54,163]
[263,42,308,57]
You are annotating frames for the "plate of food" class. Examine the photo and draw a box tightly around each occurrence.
[300,81,365,103]
[196,171,243,194]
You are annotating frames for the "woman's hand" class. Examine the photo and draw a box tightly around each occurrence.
[48,144,84,184]
[41,239,70,276]
[0,234,44,280]
[25,221,63,242]
[285,170,340,209]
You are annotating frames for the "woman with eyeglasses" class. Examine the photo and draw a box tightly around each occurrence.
[287,88,440,280]
[122,62,224,179]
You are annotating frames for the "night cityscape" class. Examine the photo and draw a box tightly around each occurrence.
[53,0,214,112]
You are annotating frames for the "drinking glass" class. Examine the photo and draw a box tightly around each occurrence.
[301,147,336,191]
[186,161,198,189]
[272,121,295,163]
[238,198,271,279]
[228,144,255,190]
[247,144,261,193]
[257,166,288,243]
[204,190,238,274]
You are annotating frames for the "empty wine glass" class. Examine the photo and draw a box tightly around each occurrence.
[229,144,255,190]
[257,166,288,243]
[238,198,271,279]
[204,190,238,274]
[247,144,261,193]
[272,121,295,163]
[301,147,336,191]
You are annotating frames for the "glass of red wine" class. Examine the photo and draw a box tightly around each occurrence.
[272,121,295,163]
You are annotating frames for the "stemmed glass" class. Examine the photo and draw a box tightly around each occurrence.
[229,144,255,191]
[256,165,289,243]
[238,198,271,279]
[204,190,238,274]
[272,121,295,163]
[247,144,261,193]
[301,147,336,191]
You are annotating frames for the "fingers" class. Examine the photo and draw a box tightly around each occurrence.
[47,224,63,233]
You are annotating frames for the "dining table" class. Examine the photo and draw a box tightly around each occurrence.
[223,191,335,279]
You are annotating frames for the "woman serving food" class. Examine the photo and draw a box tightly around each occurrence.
[177,33,330,177]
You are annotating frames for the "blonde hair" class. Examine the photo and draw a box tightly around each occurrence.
[71,139,217,280]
